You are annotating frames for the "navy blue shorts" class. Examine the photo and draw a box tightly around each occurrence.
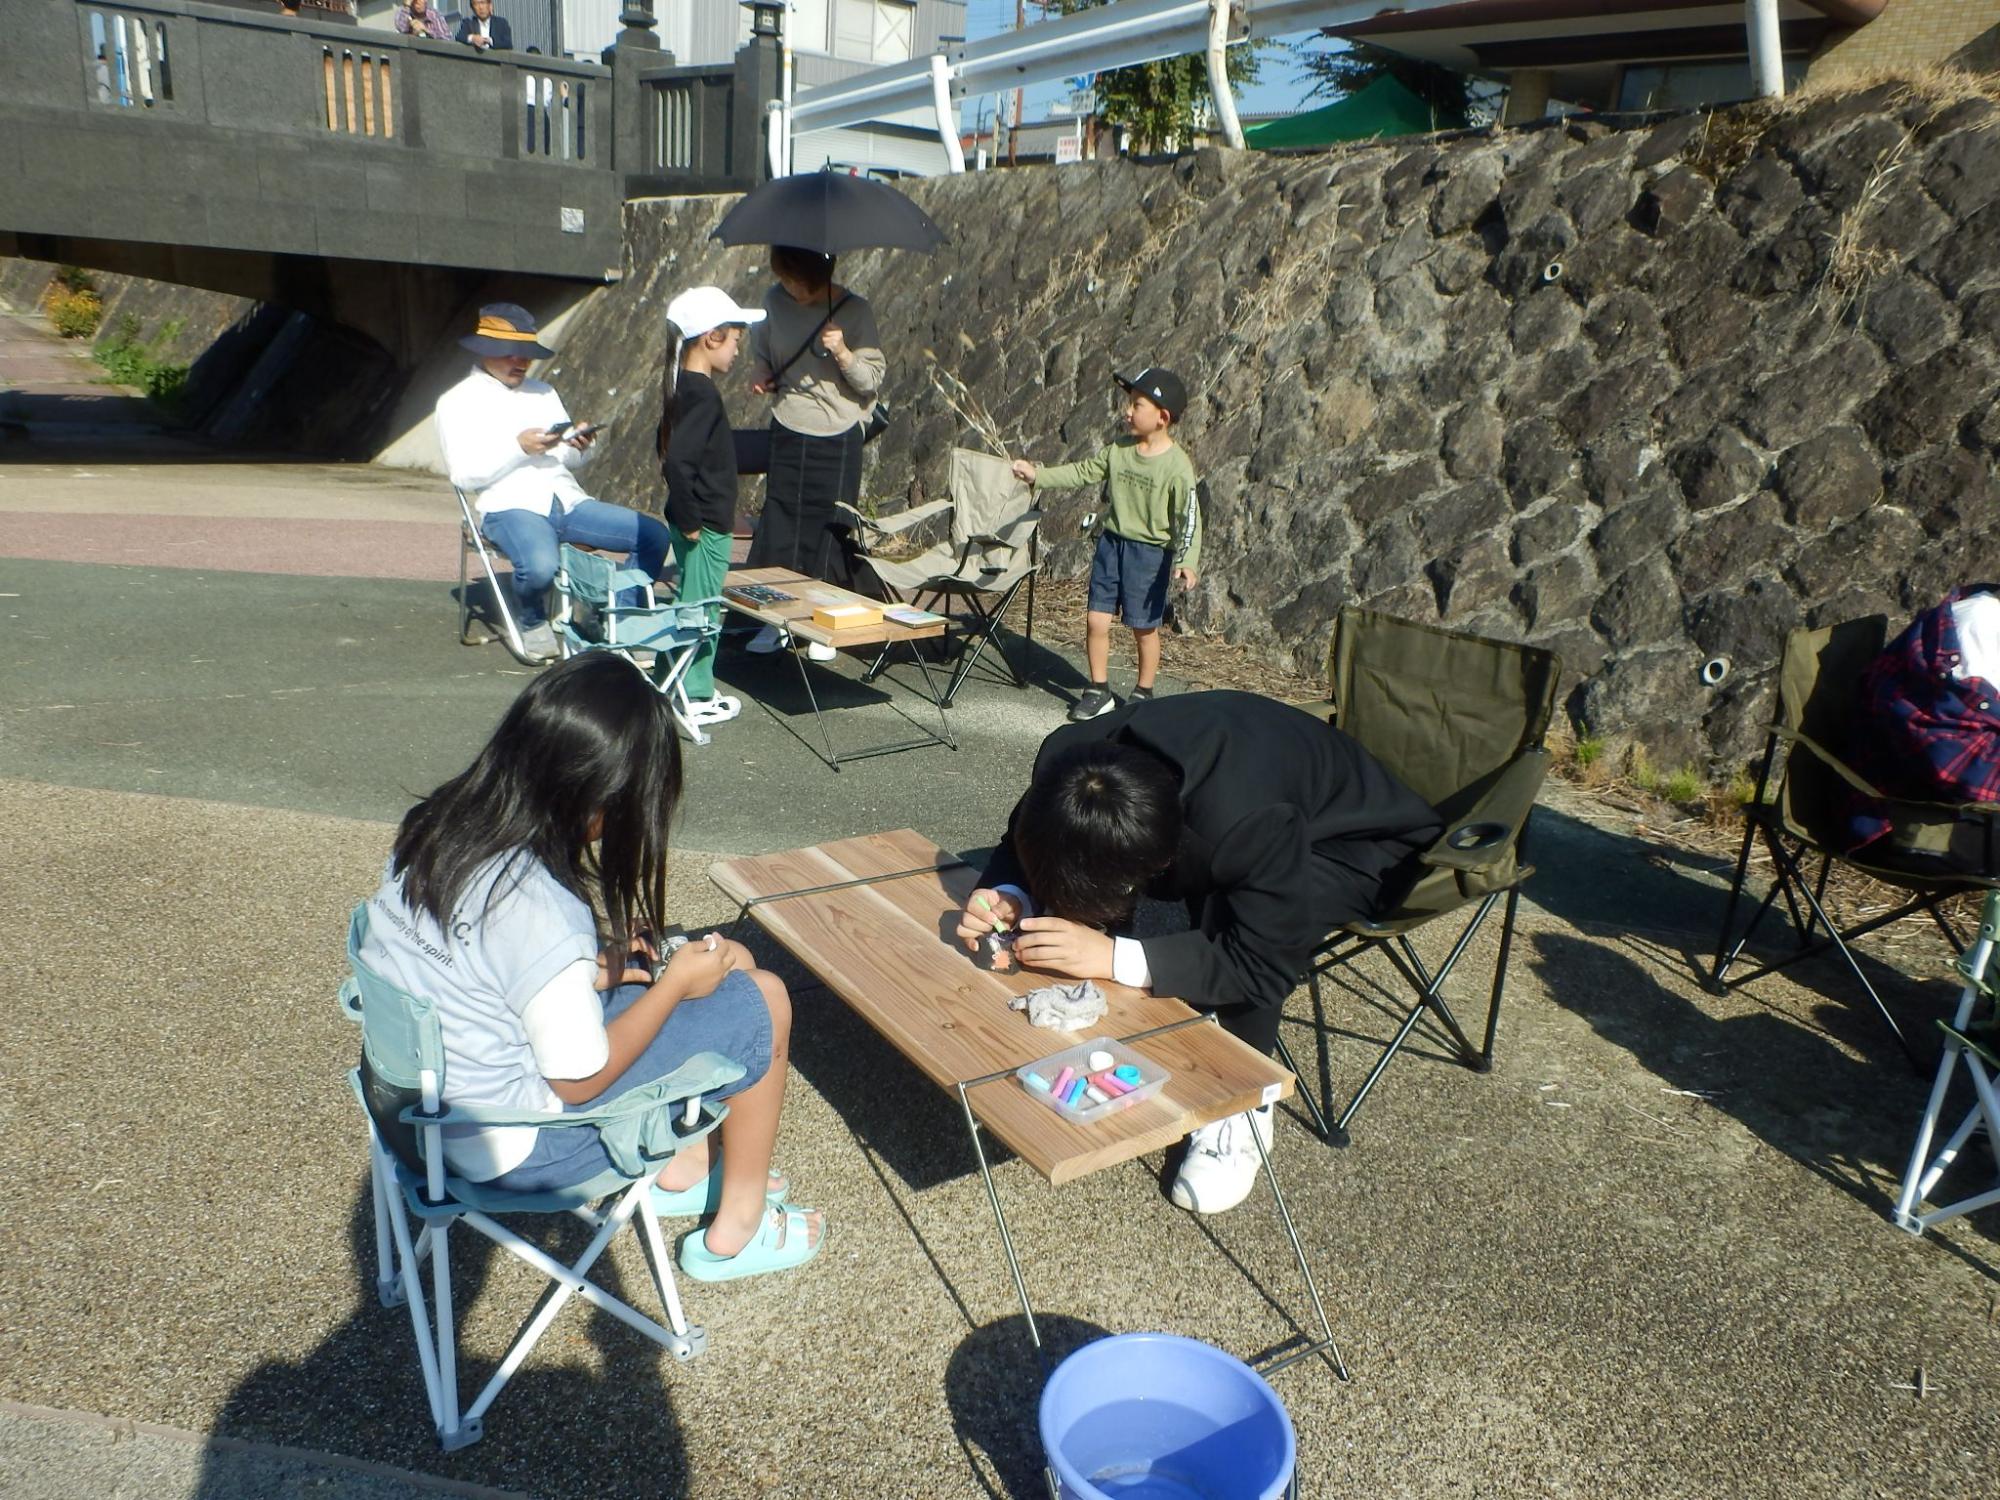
[489,968,773,1193]
[1087,533,1172,629]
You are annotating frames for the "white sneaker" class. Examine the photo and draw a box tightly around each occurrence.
[686,695,741,725]
[745,624,788,654]
[806,641,837,662]
[517,623,559,662]
[1168,1103,1273,1216]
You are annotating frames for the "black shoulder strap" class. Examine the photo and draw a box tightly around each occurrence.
[770,293,854,386]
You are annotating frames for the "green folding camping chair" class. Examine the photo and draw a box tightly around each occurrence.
[1280,608,1560,1145]
[552,543,728,744]
[339,905,743,1451]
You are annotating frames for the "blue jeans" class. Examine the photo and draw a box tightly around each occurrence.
[481,498,672,627]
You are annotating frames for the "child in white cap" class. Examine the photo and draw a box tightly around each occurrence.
[658,286,765,724]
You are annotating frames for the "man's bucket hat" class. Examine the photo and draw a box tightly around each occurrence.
[1116,366,1187,422]
[460,303,555,360]
[666,286,767,342]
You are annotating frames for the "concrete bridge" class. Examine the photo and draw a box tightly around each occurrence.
[0,0,776,360]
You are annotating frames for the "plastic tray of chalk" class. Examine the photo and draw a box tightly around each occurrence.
[1016,1038,1169,1125]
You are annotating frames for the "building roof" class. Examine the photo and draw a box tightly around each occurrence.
[1330,0,1884,73]
[1245,76,1464,149]
[1325,0,1887,111]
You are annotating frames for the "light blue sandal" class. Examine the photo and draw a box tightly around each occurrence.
[649,1162,789,1218]
[677,1205,824,1282]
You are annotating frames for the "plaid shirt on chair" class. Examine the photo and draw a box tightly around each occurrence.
[1849,588,2000,850]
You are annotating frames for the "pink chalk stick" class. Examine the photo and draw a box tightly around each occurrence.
[1051,1066,1075,1096]
[1095,1072,1130,1097]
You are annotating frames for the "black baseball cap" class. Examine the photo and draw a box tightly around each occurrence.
[1115,366,1187,422]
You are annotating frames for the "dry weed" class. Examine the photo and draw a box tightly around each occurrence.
[1811,132,1911,324]
[922,355,1011,457]
[1779,62,2000,117]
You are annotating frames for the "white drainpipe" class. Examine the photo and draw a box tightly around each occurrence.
[1205,0,1244,149]
[931,52,966,173]
[1746,0,1785,98]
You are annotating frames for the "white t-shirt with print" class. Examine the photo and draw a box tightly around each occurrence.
[362,852,611,1180]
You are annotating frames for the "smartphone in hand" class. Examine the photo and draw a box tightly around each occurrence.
[571,422,602,440]
[544,420,573,439]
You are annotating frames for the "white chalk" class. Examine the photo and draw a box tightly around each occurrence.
[1087,1049,1114,1072]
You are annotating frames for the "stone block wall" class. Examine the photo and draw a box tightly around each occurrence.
[508,84,2000,770]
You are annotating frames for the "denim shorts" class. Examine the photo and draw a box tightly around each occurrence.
[490,967,773,1193]
[1086,532,1172,629]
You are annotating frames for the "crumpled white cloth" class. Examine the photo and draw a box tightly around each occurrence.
[1010,978,1108,1032]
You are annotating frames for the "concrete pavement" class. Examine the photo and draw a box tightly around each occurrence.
[2,440,1998,1499]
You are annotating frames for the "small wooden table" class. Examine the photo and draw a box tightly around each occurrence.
[709,829,1345,1384]
[721,567,956,769]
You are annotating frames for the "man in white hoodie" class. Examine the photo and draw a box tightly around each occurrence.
[436,303,669,661]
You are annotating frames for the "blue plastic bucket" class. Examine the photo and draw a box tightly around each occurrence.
[1039,1332,1296,1500]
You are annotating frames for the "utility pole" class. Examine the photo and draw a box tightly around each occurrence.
[1009,0,1023,166]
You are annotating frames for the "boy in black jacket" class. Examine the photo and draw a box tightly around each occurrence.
[659,286,765,725]
[959,690,1441,1212]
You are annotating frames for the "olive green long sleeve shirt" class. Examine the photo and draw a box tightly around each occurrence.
[1034,436,1201,570]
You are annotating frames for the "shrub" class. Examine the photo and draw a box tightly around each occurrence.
[45,284,103,339]
[95,315,190,413]
[1661,767,1704,804]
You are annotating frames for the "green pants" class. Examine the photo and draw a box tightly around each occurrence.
[670,526,732,701]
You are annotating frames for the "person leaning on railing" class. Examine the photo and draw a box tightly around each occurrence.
[393,0,450,40]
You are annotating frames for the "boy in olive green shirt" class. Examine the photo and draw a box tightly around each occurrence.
[1013,367,1201,721]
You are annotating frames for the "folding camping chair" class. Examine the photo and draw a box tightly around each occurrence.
[1893,888,2000,1235]
[338,906,743,1451]
[1279,608,1560,1145]
[454,485,542,666]
[1708,617,2000,1067]
[838,448,1040,707]
[551,543,727,745]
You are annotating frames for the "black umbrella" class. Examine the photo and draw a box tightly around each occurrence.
[710,170,947,256]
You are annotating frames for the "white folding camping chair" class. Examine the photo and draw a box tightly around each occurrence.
[454,485,545,665]
[552,543,728,744]
[1893,889,2000,1235]
[339,906,742,1451]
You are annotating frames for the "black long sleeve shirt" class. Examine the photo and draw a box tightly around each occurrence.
[982,692,1443,1011]
[662,371,738,536]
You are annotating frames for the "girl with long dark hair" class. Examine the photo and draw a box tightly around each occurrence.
[360,653,822,1281]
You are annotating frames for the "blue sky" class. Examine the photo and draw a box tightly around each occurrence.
[958,1,1332,127]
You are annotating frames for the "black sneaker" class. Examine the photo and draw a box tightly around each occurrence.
[1130,686,1155,702]
[1068,687,1119,722]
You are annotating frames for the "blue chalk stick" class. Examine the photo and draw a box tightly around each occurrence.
[1024,1071,1051,1093]
[1113,1064,1143,1085]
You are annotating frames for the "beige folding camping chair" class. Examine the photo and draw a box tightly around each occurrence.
[838,448,1041,707]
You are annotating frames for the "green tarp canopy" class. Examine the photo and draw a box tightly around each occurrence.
[1244,76,1461,149]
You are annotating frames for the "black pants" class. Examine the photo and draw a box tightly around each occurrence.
[1193,836,1432,1060]
[746,421,864,587]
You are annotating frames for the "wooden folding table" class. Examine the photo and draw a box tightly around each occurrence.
[709,828,1345,1383]
[721,567,955,769]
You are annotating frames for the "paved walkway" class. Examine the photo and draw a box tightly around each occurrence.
[0,308,157,436]
[2,437,1997,1499]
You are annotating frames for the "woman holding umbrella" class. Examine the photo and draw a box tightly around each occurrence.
[710,171,945,653]
[740,245,886,651]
